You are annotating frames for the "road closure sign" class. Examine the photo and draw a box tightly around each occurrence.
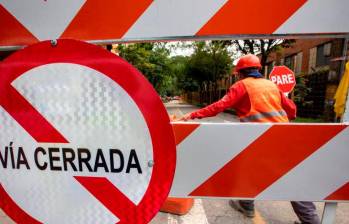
[269,66,296,93]
[0,39,176,224]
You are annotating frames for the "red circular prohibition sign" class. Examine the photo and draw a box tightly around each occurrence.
[0,39,176,224]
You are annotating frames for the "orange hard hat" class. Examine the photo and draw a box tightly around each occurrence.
[235,54,262,73]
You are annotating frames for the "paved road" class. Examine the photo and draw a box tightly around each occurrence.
[165,101,238,123]
[1,101,348,224]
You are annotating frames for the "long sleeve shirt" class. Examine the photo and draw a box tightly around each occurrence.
[190,80,297,120]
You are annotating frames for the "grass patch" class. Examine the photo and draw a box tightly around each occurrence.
[293,117,325,123]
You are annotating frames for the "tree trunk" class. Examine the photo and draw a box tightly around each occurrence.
[260,54,268,77]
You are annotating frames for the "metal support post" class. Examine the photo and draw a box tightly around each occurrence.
[344,94,349,122]
[321,202,338,224]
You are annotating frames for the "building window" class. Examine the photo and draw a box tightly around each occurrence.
[324,42,331,56]
[316,42,331,67]
[284,54,296,71]
[279,58,284,65]
[309,47,317,73]
[295,52,303,75]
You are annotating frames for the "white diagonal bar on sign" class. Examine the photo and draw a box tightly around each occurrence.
[274,0,349,34]
[1,0,86,41]
[123,0,227,38]
[0,107,119,224]
[12,63,153,206]
[256,127,349,201]
[169,123,271,197]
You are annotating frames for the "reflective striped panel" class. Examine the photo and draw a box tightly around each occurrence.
[240,110,287,122]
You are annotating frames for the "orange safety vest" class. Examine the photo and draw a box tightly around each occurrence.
[239,77,289,123]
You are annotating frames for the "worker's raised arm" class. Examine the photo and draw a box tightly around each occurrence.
[188,82,245,120]
[281,92,297,120]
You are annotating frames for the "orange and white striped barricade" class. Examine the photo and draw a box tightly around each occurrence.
[159,115,195,215]
[1,0,349,49]
[170,122,349,223]
[1,1,349,223]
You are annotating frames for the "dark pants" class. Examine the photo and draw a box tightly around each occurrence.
[291,201,320,224]
[239,200,320,224]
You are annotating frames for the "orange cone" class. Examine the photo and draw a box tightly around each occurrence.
[160,197,194,215]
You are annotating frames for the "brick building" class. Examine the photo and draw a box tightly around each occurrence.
[264,39,345,77]
[263,38,348,120]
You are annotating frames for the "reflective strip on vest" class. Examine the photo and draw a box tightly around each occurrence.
[240,110,287,122]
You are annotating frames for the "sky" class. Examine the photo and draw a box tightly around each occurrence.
[167,40,242,65]
[168,41,194,57]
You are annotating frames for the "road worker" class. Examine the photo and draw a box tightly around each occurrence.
[178,54,320,224]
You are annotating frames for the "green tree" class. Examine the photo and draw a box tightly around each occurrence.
[293,73,311,106]
[169,55,196,94]
[183,41,232,103]
[118,41,232,98]
[186,41,232,89]
[118,43,173,96]
[232,39,295,74]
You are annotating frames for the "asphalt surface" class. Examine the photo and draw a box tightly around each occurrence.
[1,101,348,224]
